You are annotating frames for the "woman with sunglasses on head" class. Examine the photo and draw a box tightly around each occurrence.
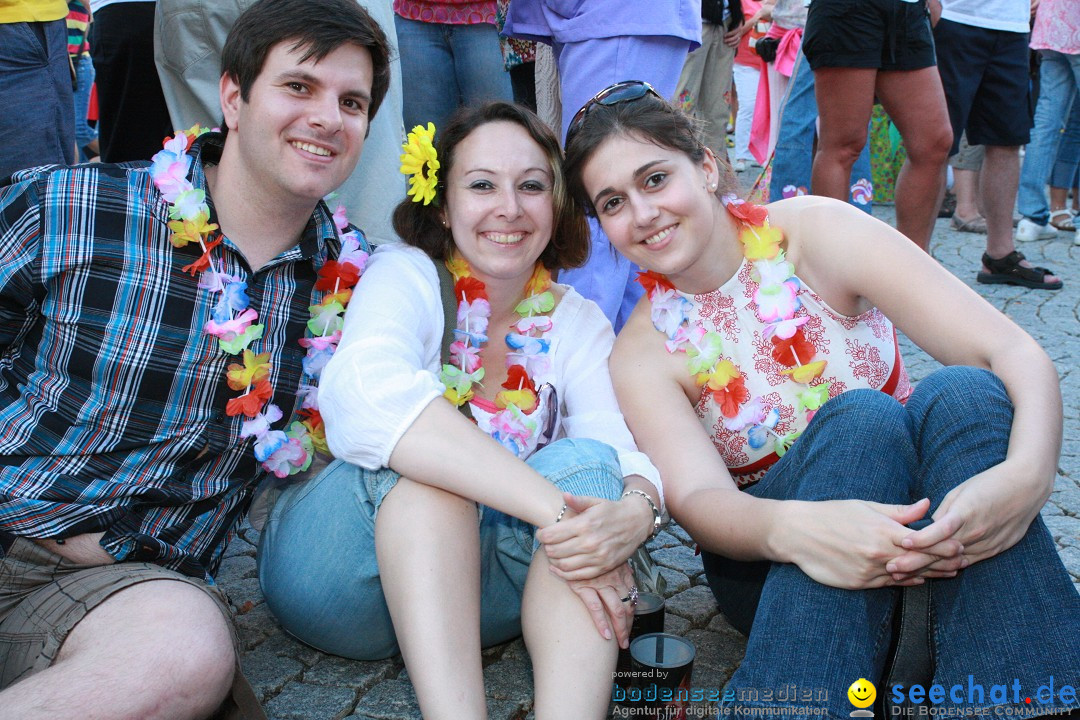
[256,101,663,720]
[561,82,1079,717]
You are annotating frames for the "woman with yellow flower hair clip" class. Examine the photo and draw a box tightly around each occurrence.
[257,101,665,718]
[561,82,1079,718]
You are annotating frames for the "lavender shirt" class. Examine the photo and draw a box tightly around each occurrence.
[504,0,701,46]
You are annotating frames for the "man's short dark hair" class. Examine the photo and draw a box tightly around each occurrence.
[221,0,392,121]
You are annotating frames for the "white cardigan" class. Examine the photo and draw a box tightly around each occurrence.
[319,243,663,505]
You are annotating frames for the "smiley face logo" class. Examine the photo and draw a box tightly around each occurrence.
[847,678,876,709]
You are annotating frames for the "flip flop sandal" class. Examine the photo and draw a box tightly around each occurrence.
[950,214,987,233]
[976,251,1062,290]
[1049,209,1076,232]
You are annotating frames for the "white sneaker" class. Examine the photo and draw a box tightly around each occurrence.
[1015,218,1057,242]
[732,158,748,173]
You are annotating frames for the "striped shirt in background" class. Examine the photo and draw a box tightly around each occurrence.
[0,133,359,580]
[66,0,91,58]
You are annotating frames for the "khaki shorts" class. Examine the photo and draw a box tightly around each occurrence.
[948,132,985,172]
[0,536,264,719]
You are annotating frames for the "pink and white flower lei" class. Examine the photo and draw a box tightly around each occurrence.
[150,126,368,478]
[637,197,831,457]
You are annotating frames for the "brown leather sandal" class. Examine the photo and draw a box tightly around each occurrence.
[976,251,1062,290]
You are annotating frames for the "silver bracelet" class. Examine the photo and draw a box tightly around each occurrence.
[621,489,662,538]
[554,502,568,523]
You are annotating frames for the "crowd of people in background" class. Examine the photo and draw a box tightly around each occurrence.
[4,0,1077,300]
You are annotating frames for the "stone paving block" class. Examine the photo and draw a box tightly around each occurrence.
[1049,492,1080,518]
[350,679,422,719]
[657,566,691,596]
[1044,514,1080,545]
[665,585,720,628]
[651,545,704,577]
[303,655,398,690]
[482,654,533,703]
[664,613,692,636]
[234,601,282,649]
[498,636,529,662]
[691,622,747,667]
[255,632,325,667]
[224,577,264,611]
[683,629,740,691]
[487,697,529,720]
[265,681,357,719]
[1058,546,1080,579]
[647,530,682,550]
[242,647,305,702]
[218,554,258,583]
[666,523,694,545]
[224,534,257,559]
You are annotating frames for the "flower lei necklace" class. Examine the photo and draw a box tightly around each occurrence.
[637,196,830,458]
[150,126,368,478]
[441,256,556,456]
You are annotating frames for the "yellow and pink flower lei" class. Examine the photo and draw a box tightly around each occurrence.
[441,256,555,457]
[638,197,830,457]
[150,126,368,478]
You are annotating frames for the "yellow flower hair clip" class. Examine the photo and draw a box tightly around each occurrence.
[400,122,440,205]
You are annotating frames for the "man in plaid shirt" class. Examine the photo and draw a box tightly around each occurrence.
[0,1,390,717]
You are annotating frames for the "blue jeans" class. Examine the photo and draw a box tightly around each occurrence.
[395,16,513,132]
[1018,50,1080,225]
[1049,100,1080,189]
[0,19,75,178]
[256,438,623,660]
[704,367,1080,717]
[769,48,874,214]
[73,54,97,162]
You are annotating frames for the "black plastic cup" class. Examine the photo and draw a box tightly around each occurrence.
[614,592,666,692]
[628,632,696,719]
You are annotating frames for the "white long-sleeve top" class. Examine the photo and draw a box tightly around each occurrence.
[319,243,664,506]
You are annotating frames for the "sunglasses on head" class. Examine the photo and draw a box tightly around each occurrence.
[565,80,662,145]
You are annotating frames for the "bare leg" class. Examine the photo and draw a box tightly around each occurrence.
[875,67,954,250]
[523,552,619,720]
[980,145,1061,284]
[0,581,234,720]
[811,67,877,201]
[375,478,487,720]
[982,145,1021,258]
[1049,185,1068,212]
[953,167,982,221]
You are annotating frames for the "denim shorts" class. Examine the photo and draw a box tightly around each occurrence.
[256,437,624,660]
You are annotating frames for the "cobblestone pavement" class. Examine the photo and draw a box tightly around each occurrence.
[217,204,1080,720]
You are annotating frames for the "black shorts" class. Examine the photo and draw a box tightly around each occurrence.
[933,18,1032,154]
[803,0,937,72]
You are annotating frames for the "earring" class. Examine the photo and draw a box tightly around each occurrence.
[708,183,717,191]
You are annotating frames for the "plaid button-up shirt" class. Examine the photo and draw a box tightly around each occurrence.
[0,134,363,579]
